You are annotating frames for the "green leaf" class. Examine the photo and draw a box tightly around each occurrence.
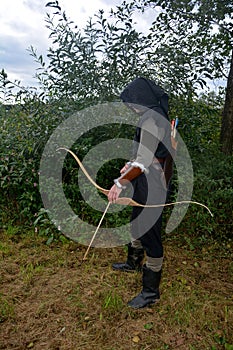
[144,322,154,330]
[46,235,54,245]
[225,344,233,350]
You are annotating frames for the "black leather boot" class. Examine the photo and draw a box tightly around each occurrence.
[128,265,161,308]
[112,243,144,272]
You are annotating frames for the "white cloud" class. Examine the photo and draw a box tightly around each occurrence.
[0,0,125,88]
[0,0,49,86]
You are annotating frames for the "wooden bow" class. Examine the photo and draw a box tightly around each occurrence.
[57,147,213,216]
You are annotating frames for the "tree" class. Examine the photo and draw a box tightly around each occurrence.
[31,1,151,108]
[33,1,232,153]
[220,50,233,154]
[126,0,233,153]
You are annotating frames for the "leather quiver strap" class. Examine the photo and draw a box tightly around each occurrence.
[164,136,178,186]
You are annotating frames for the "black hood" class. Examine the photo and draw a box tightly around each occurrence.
[120,77,169,118]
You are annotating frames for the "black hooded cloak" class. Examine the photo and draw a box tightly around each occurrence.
[120,77,171,159]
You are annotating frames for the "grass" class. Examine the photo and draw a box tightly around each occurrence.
[0,294,15,323]
[0,228,232,350]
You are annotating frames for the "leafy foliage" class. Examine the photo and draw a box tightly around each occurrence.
[0,86,66,228]
[30,2,150,105]
[113,0,232,90]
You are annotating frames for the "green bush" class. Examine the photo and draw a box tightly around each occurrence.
[0,99,67,226]
[1,92,232,242]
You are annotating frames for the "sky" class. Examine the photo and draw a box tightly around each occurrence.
[0,0,154,89]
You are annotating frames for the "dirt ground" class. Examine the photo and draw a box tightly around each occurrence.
[0,230,232,350]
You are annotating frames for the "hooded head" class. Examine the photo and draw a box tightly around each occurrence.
[120,77,169,118]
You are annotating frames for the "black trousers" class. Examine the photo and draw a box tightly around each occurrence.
[130,165,167,258]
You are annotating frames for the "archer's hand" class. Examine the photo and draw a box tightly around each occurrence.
[108,184,122,203]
